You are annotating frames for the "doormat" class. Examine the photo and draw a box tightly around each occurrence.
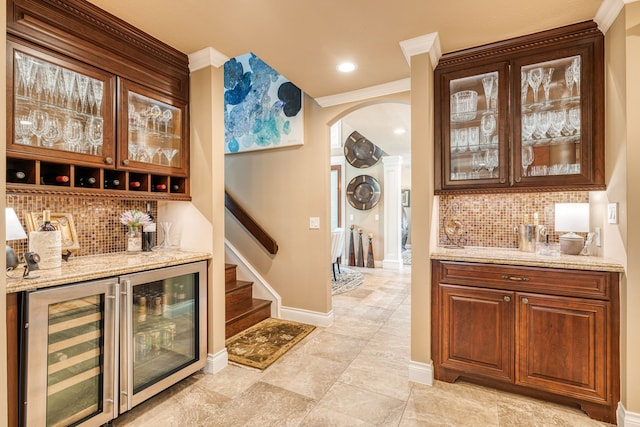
[226,318,315,370]
[331,267,364,295]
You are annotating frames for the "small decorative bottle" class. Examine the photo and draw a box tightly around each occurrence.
[127,226,142,253]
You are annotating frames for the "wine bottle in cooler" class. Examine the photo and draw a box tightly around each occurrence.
[142,202,156,252]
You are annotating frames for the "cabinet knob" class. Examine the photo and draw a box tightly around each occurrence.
[503,296,511,302]
[500,178,506,184]
[122,159,129,166]
[522,297,529,304]
[104,157,113,165]
[515,177,522,183]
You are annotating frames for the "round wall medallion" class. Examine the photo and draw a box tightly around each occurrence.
[344,131,383,168]
[347,175,381,210]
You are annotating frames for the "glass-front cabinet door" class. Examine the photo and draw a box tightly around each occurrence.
[7,39,116,167]
[513,46,598,188]
[118,79,187,176]
[439,63,509,191]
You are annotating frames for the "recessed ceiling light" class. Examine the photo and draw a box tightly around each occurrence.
[393,128,406,135]
[337,62,357,73]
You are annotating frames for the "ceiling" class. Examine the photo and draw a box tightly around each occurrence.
[86,0,604,100]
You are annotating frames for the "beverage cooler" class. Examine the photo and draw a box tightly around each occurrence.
[21,261,207,427]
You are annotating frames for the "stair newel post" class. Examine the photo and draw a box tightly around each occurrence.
[366,233,374,268]
[358,228,365,267]
[348,224,356,266]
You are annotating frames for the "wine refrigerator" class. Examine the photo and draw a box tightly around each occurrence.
[21,261,207,426]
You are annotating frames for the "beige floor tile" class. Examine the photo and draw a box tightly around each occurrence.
[295,329,369,363]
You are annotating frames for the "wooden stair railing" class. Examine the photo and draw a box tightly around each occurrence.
[225,190,279,255]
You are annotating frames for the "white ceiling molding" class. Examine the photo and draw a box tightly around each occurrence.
[399,32,442,70]
[315,78,410,108]
[595,0,627,33]
[188,47,229,72]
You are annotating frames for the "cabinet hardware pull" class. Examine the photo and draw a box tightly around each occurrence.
[522,297,529,304]
[105,157,113,165]
[122,159,129,166]
[515,177,521,183]
[500,178,506,184]
[501,275,529,281]
[503,296,511,302]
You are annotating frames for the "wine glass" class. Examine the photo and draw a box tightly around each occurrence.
[28,110,50,146]
[32,61,46,101]
[16,52,35,97]
[480,113,496,146]
[86,116,103,155]
[161,148,179,166]
[141,146,159,164]
[155,221,173,249]
[542,68,554,108]
[160,109,173,133]
[61,69,76,108]
[76,75,89,113]
[522,113,537,142]
[565,64,575,97]
[450,129,459,153]
[548,109,566,138]
[468,127,480,153]
[572,57,581,96]
[15,115,33,145]
[481,75,494,111]
[128,142,140,161]
[91,80,104,115]
[534,111,551,140]
[471,152,484,178]
[149,105,162,131]
[568,107,581,135]
[44,63,60,104]
[485,149,499,178]
[527,68,544,104]
[42,118,62,147]
[457,128,468,153]
[520,70,529,108]
[522,145,534,177]
[63,118,83,152]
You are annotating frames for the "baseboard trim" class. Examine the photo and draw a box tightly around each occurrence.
[280,305,334,327]
[408,360,434,386]
[203,348,228,374]
[619,402,640,427]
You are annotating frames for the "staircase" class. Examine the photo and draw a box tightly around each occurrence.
[225,263,272,339]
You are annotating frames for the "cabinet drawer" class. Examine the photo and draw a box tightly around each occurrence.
[436,261,610,299]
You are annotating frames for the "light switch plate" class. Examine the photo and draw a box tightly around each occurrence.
[607,203,618,224]
[309,217,320,229]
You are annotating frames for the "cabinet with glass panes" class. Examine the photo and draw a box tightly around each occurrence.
[6,0,190,200]
[435,21,604,193]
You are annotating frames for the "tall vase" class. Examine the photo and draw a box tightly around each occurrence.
[357,229,365,267]
[348,225,356,266]
[127,226,142,253]
[366,234,374,268]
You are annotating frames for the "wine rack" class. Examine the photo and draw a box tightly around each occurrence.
[7,156,189,200]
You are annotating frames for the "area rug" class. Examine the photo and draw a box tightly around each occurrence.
[331,267,364,295]
[226,318,315,370]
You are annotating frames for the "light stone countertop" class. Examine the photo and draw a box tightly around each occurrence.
[6,249,212,293]
[431,246,625,272]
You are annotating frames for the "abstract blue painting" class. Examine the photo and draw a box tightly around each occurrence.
[224,53,303,153]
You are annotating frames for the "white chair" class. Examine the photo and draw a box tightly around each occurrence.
[331,228,345,281]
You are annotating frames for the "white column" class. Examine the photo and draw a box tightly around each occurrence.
[382,156,403,269]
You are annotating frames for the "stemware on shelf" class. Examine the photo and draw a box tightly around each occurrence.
[16,52,35,97]
[568,107,581,135]
[141,146,159,164]
[92,80,104,115]
[32,60,46,101]
[149,105,162,131]
[572,57,581,96]
[522,113,536,142]
[28,110,50,146]
[522,145,534,176]
[160,109,173,133]
[63,118,83,152]
[534,111,551,140]
[456,128,468,153]
[44,63,61,105]
[485,148,499,178]
[471,152,484,178]
[15,115,33,145]
[468,127,480,153]
[76,75,90,113]
[520,70,529,107]
[42,118,62,147]
[480,113,496,146]
[548,109,567,138]
[128,142,140,161]
[527,67,544,104]
[542,68,554,108]
[564,64,575,97]
[481,76,495,111]
[61,69,76,109]
[86,116,104,155]
[161,148,179,166]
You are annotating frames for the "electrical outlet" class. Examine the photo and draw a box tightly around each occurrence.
[309,217,320,229]
[594,227,601,247]
[608,203,618,224]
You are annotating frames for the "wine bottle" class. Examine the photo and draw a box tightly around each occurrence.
[104,178,120,189]
[152,183,167,191]
[41,174,70,185]
[38,210,56,231]
[78,176,97,187]
[130,181,142,190]
[7,169,27,182]
[142,202,156,252]
[171,183,180,192]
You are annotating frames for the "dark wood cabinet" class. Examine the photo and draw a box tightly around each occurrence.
[432,260,619,423]
[6,0,190,200]
[434,21,604,194]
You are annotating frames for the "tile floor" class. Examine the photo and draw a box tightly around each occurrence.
[114,266,612,426]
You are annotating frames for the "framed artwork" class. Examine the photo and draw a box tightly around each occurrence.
[224,52,304,153]
[25,212,80,253]
[402,189,411,207]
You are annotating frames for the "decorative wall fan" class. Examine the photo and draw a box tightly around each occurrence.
[346,175,381,210]
[344,131,383,168]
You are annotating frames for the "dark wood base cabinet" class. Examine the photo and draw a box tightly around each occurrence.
[431,260,620,423]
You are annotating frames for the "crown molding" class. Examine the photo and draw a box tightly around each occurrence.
[399,32,442,70]
[595,0,640,33]
[188,47,228,72]
[315,78,410,108]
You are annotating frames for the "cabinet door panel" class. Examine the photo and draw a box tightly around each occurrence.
[516,293,608,402]
[439,284,514,381]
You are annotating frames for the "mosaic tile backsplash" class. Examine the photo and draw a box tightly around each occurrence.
[438,191,590,248]
[6,195,158,257]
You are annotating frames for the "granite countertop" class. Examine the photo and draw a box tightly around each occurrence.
[431,246,625,273]
[6,249,212,293]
